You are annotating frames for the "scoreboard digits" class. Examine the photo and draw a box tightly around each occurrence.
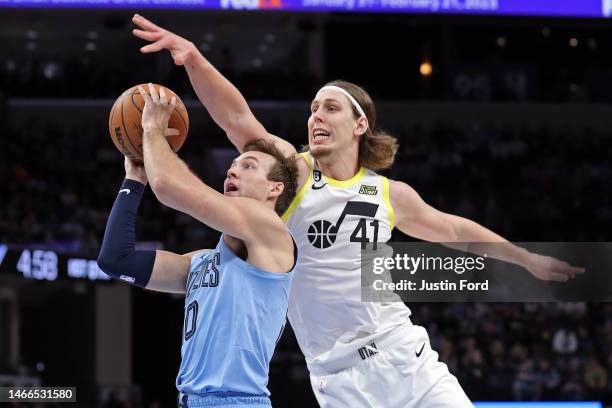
[1,246,110,283]
[16,250,58,281]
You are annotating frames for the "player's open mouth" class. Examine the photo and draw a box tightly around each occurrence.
[225,182,239,194]
[313,129,330,143]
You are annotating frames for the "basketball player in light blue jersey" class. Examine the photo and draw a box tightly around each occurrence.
[97,84,299,407]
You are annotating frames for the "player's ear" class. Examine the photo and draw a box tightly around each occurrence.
[354,116,369,137]
[269,181,284,199]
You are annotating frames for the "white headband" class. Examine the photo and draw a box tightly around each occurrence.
[319,85,366,118]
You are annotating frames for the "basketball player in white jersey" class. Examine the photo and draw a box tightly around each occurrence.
[132,15,584,407]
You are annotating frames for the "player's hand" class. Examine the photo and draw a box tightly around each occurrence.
[524,252,585,282]
[124,157,148,185]
[139,84,176,136]
[132,14,197,66]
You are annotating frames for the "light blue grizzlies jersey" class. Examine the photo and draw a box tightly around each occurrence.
[176,236,294,396]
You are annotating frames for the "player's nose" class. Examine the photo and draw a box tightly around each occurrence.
[312,110,324,123]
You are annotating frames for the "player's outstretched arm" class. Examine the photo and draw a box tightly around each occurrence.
[97,158,195,294]
[389,179,584,282]
[131,14,297,157]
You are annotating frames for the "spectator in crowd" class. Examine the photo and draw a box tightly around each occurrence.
[513,358,541,401]
[538,358,561,400]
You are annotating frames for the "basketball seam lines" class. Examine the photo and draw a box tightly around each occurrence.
[175,103,189,132]
[120,95,143,157]
[130,93,143,114]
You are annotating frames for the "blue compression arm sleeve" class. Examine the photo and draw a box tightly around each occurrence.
[97,179,156,288]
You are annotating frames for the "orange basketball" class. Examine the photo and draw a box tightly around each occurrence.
[108,83,189,162]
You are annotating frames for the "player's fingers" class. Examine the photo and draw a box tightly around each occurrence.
[147,83,159,102]
[140,42,165,54]
[132,14,161,31]
[132,29,162,42]
[165,128,179,137]
[558,266,584,277]
[548,272,569,282]
[159,87,168,105]
[169,95,176,109]
[138,86,152,104]
[553,261,585,276]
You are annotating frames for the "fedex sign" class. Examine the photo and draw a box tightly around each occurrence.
[604,0,612,16]
[220,0,283,9]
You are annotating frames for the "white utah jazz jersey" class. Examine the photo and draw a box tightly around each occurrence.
[283,152,412,365]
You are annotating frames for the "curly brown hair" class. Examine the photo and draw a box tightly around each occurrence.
[303,80,399,171]
[243,138,299,216]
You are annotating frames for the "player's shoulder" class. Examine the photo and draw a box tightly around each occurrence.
[388,178,412,191]
[388,179,421,203]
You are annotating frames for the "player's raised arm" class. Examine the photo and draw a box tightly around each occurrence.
[131,14,297,157]
[138,84,290,247]
[389,179,584,282]
[96,158,195,294]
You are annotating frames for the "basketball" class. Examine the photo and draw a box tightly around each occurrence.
[108,83,189,162]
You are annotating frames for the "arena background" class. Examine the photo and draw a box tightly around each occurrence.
[1,4,612,407]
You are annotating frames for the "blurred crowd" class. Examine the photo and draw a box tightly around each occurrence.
[390,122,612,242]
[2,116,610,252]
[410,302,612,402]
[0,53,318,101]
[2,51,612,104]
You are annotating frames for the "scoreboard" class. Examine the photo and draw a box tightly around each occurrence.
[0,244,111,283]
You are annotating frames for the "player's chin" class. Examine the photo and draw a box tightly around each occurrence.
[309,143,333,158]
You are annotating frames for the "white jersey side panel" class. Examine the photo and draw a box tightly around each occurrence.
[283,152,412,364]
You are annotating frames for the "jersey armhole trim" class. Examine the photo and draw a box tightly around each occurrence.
[281,154,313,222]
[382,176,395,230]
[300,151,313,170]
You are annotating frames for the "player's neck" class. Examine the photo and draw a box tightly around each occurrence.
[315,153,360,181]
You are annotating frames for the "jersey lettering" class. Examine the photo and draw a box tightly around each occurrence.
[184,300,199,341]
[187,252,221,296]
[307,201,379,249]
